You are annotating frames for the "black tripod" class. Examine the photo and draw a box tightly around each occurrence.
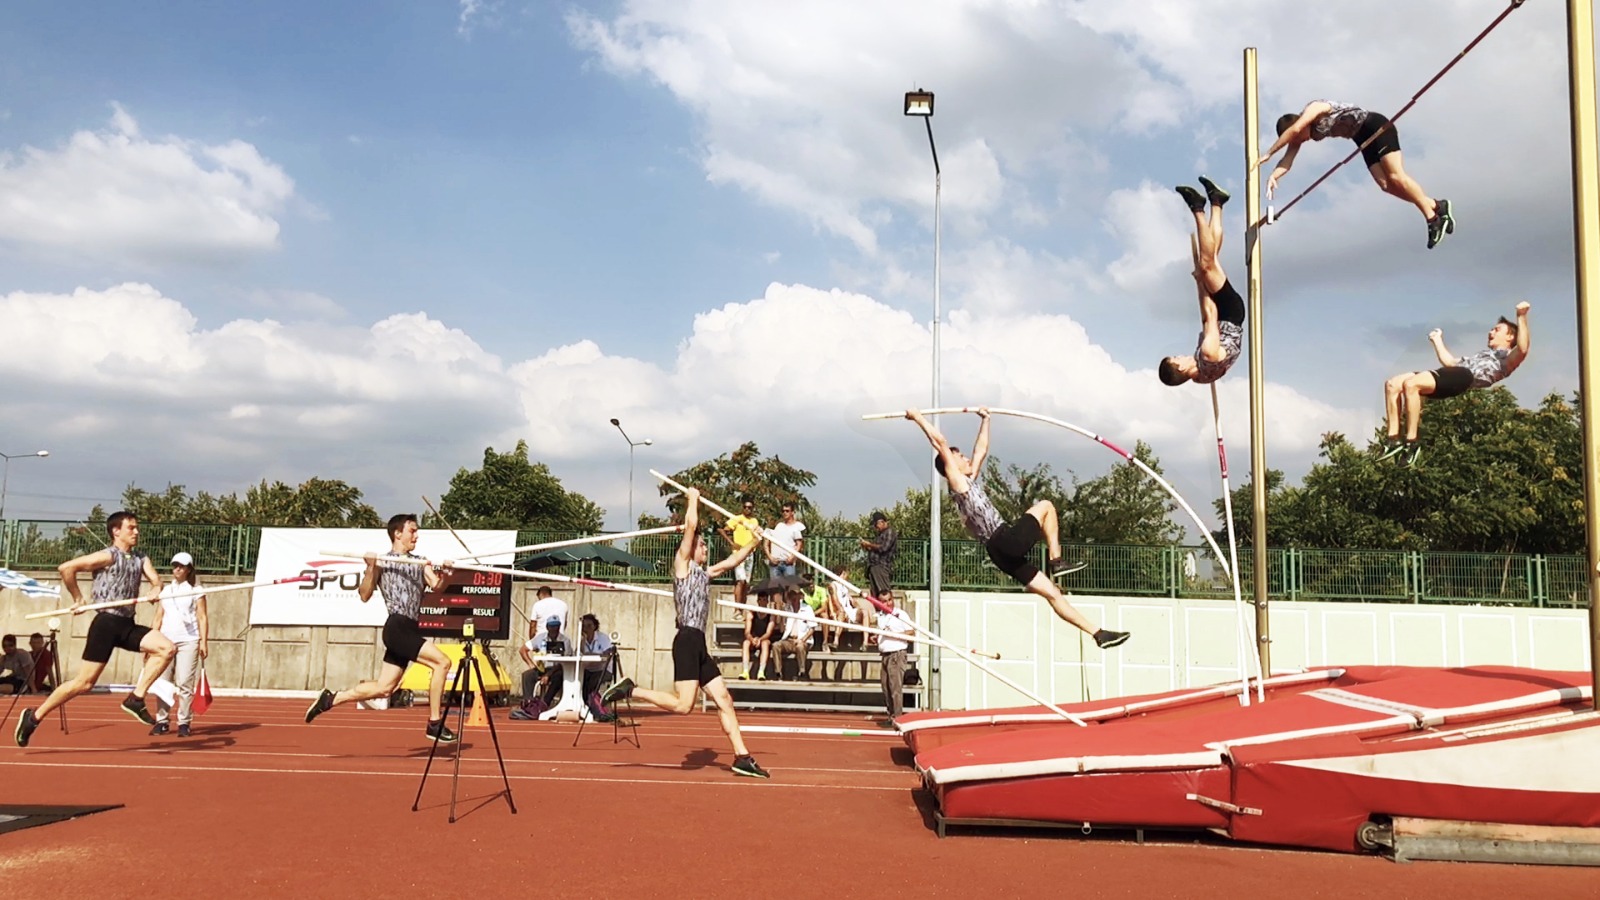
[412,626,516,822]
[573,637,641,748]
[5,627,67,734]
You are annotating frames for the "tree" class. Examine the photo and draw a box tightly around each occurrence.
[1063,441,1183,545]
[438,441,604,532]
[656,442,818,526]
[90,478,381,527]
[1215,389,1584,554]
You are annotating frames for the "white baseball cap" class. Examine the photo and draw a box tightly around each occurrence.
[171,552,195,566]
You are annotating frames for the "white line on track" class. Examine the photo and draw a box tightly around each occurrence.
[0,759,912,791]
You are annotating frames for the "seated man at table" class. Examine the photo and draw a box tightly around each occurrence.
[28,633,55,693]
[577,613,615,703]
[0,635,33,695]
[771,590,816,681]
[519,616,572,708]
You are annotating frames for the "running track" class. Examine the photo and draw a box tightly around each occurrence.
[1,696,1594,898]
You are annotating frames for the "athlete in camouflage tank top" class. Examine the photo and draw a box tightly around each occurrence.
[1458,347,1513,389]
[951,475,1003,543]
[377,555,426,619]
[1192,318,1242,385]
[1308,101,1369,141]
[93,546,149,619]
[675,561,712,632]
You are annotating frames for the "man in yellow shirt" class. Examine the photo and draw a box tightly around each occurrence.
[720,498,761,616]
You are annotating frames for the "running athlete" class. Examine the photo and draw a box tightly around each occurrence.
[303,514,458,743]
[15,511,176,746]
[1255,100,1454,249]
[602,486,770,778]
[1380,302,1532,467]
[905,409,1129,650]
[1161,177,1244,387]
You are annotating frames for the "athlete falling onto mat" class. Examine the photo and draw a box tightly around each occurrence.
[1380,302,1531,467]
[602,486,770,778]
[1255,101,1454,249]
[1160,177,1244,387]
[905,409,1130,650]
[303,514,458,744]
[15,511,176,747]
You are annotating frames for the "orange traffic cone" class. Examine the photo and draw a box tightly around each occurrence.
[466,686,489,728]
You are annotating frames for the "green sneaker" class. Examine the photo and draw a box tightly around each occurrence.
[732,755,771,779]
[1376,437,1406,461]
[601,677,635,705]
[1198,175,1230,206]
[15,709,38,748]
[1401,441,1424,468]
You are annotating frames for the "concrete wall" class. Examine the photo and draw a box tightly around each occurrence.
[0,576,736,695]
[927,591,1595,710]
[5,580,1591,706]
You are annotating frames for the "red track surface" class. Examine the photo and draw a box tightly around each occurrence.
[2,695,1595,898]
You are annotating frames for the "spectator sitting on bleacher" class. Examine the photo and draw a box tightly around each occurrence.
[28,633,54,693]
[772,590,816,681]
[519,616,572,706]
[802,577,832,649]
[740,595,775,681]
[823,564,871,649]
[0,634,33,695]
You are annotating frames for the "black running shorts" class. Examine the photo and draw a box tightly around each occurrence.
[83,612,151,664]
[985,514,1044,586]
[1356,113,1402,169]
[1428,365,1475,400]
[672,627,722,686]
[381,613,427,669]
[1211,280,1245,327]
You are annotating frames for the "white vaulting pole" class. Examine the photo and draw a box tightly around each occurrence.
[1210,384,1261,704]
[652,469,1087,725]
[25,573,327,620]
[451,526,684,563]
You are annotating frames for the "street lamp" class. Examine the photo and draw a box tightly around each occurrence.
[904,88,943,710]
[609,419,652,530]
[0,449,50,521]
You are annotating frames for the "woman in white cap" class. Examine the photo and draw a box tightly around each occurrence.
[150,551,208,736]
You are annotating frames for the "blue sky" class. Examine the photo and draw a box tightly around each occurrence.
[0,0,1585,535]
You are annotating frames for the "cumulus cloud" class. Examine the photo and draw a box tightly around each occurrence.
[0,280,1363,531]
[0,103,295,266]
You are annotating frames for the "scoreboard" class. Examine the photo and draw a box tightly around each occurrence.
[416,568,513,641]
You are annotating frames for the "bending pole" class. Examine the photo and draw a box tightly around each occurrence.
[1244,47,1272,682]
[1567,0,1600,710]
[651,468,1088,725]
[454,526,684,563]
[861,409,1239,585]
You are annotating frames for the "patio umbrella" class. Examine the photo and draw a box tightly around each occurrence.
[748,572,806,596]
[519,543,658,572]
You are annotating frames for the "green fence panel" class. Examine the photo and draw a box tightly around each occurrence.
[1418,551,1535,605]
[1178,547,1289,599]
[1544,554,1589,609]
[1293,547,1410,602]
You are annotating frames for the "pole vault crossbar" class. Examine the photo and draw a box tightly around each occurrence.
[1254,0,1529,227]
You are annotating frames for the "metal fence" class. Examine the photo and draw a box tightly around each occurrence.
[0,518,1589,608]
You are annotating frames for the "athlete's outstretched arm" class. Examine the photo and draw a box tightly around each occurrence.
[1428,328,1458,367]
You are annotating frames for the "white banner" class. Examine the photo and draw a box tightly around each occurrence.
[248,527,517,627]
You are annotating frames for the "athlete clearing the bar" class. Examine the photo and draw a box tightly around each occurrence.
[1160,177,1243,387]
[905,409,1130,650]
[601,486,770,778]
[1255,101,1454,249]
[1379,302,1531,468]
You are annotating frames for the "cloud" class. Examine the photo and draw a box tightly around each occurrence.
[0,280,1363,532]
[0,103,295,267]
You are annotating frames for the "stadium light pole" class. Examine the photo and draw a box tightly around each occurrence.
[0,450,49,522]
[905,88,943,710]
[609,419,652,531]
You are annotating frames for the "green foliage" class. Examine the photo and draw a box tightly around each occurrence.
[1065,441,1184,545]
[659,442,818,526]
[89,478,381,528]
[1217,389,1584,554]
[438,440,604,532]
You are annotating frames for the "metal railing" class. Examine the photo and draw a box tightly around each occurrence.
[0,518,1587,608]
